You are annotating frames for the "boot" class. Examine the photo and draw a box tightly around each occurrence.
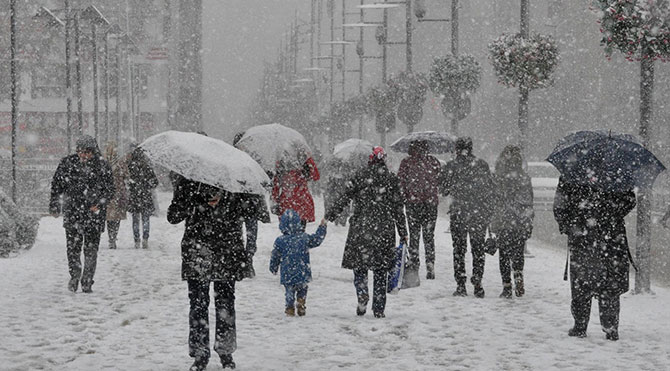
[474,284,485,298]
[296,298,306,316]
[568,326,587,338]
[142,239,149,249]
[356,294,368,316]
[134,240,141,249]
[604,328,619,341]
[426,262,435,280]
[109,240,116,249]
[189,356,209,371]
[453,283,467,297]
[513,271,524,297]
[285,306,295,317]
[220,354,236,369]
[499,283,513,299]
[68,278,79,293]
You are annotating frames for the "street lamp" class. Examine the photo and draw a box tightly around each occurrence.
[102,24,122,145]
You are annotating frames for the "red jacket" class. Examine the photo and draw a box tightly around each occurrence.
[397,153,441,205]
[272,157,320,222]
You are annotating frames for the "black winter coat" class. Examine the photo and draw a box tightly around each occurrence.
[127,150,158,214]
[441,154,495,222]
[50,154,115,232]
[167,179,255,282]
[325,162,408,271]
[490,172,534,239]
[553,177,636,296]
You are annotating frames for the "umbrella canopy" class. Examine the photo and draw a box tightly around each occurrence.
[139,131,270,195]
[390,131,457,154]
[235,123,312,173]
[546,130,666,191]
[324,138,374,176]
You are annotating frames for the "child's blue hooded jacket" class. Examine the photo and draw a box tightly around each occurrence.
[270,209,327,286]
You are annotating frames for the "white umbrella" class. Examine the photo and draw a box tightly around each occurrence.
[139,131,270,195]
[235,123,312,173]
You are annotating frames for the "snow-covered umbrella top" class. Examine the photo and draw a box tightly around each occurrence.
[390,131,457,154]
[234,123,312,174]
[323,138,374,175]
[139,131,270,195]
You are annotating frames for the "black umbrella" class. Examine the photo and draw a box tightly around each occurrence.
[390,131,457,154]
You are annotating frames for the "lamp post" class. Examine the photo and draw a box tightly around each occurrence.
[10,0,18,202]
[103,24,122,145]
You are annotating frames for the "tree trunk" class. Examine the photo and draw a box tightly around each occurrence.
[635,57,654,294]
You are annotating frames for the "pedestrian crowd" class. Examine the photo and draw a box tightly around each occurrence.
[49,132,636,370]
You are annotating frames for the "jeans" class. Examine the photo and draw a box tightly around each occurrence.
[187,279,237,360]
[353,268,388,315]
[497,229,525,284]
[132,212,150,241]
[450,211,487,286]
[107,220,120,242]
[405,202,438,269]
[284,284,308,308]
[65,227,101,288]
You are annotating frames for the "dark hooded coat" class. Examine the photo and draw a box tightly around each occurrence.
[440,153,495,222]
[325,161,407,271]
[167,178,254,281]
[553,177,636,296]
[397,141,442,205]
[127,148,158,214]
[49,146,115,232]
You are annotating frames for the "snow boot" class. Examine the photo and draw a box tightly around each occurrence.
[297,298,306,316]
[142,239,149,249]
[453,284,467,297]
[604,328,619,341]
[134,240,141,249]
[568,326,587,338]
[426,262,435,280]
[373,312,385,318]
[285,306,295,317]
[513,271,525,297]
[68,278,79,293]
[189,356,208,371]
[474,284,485,298]
[220,354,236,369]
[499,283,513,299]
[356,294,368,316]
[109,240,117,249]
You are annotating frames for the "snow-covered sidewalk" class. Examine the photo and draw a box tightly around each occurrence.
[1,194,669,371]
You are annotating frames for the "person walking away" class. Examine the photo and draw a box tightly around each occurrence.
[441,137,495,298]
[50,135,114,293]
[168,178,253,370]
[104,141,128,249]
[323,158,350,226]
[127,145,159,249]
[553,177,635,341]
[397,140,442,281]
[325,146,408,318]
[271,156,320,230]
[269,209,327,316]
[490,145,534,298]
[238,193,271,278]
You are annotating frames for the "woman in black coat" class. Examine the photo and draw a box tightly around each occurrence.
[325,146,408,318]
[553,177,636,341]
[167,178,251,370]
[490,145,534,298]
[127,146,158,249]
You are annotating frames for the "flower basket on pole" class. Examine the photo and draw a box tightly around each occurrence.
[389,71,428,134]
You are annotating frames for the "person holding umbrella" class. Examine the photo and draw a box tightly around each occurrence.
[397,139,442,281]
[325,146,408,318]
[126,144,159,249]
[271,156,320,230]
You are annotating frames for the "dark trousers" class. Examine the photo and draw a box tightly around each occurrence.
[65,226,101,287]
[353,268,387,315]
[187,279,237,360]
[450,212,487,286]
[107,220,120,242]
[497,229,525,284]
[405,202,438,269]
[132,212,150,241]
[284,284,308,308]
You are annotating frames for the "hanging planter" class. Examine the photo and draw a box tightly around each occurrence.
[388,71,428,133]
[488,33,559,90]
[428,54,482,97]
[367,85,398,134]
[595,0,670,61]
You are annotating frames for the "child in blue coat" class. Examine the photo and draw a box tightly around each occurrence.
[270,209,327,316]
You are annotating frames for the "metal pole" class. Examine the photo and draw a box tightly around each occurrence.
[65,0,72,153]
[92,23,100,142]
[129,61,135,140]
[341,0,346,101]
[329,0,334,110]
[74,12,84,135]
[103,32,110,144]
[520,0,529,38]
[358,0,364,139]
[10,0,18,202]
[136,64,141,140]
[406,0,412,72]
[450,0,459,134]
[310,0,315,69]
[381,1,389,147]
[115,42,121,145]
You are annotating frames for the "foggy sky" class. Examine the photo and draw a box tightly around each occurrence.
[202,0,308,140]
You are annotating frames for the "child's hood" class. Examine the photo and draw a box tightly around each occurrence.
[279,209,303,235]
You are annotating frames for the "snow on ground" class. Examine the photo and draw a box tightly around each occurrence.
[1,193,670,371]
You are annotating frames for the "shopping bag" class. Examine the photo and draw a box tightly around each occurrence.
[387,242,407,294]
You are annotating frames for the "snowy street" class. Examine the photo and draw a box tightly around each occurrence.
[1,193,669,371]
